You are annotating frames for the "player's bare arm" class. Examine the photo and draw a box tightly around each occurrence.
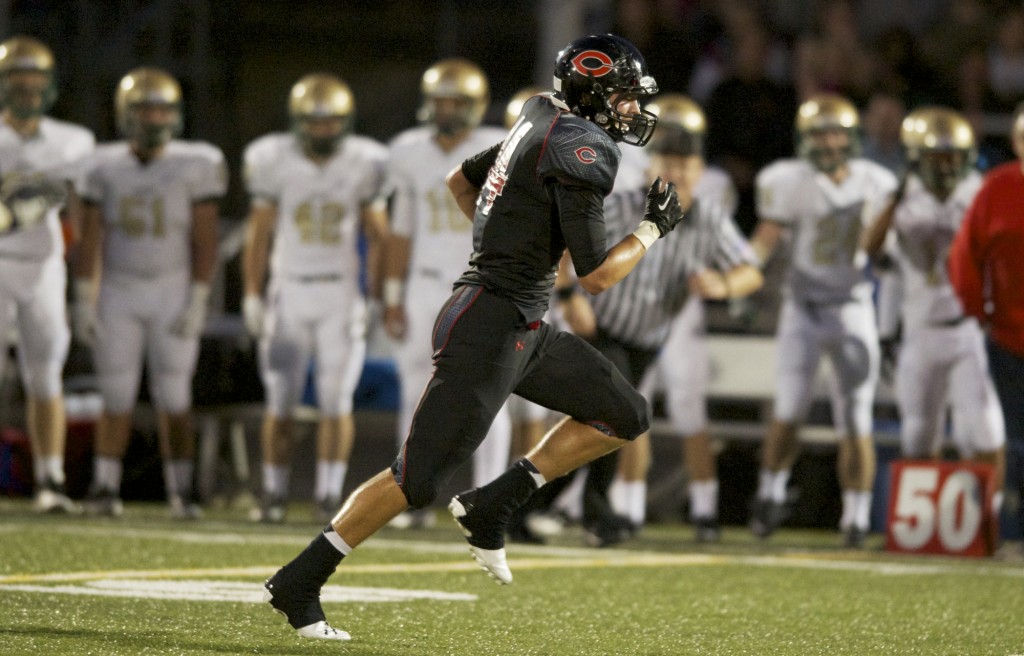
[360,201,391,299]
[240,202,276,337]
[190,200,219,284]
[71,202,104,345]
[241,202,277,298]
[381,232,411,340]
[578,177,685,295]
[445,164,479,221]
[689,263,763,300]
[861,176,907,258]
[554,250,596,336]
[168,199,219,339]
[73,201,104,284]
[59,183,83,246]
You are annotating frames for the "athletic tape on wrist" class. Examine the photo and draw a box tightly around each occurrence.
[632,220,660,250]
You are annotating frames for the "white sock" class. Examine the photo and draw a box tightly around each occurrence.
[37,456,64,485]
[263,463,289,497]
[769,470,791,504]
[322,525,353,555]
[171,460,193,498]
[163,463,178,497]
[993,490,1004,519]
[627,481,647,526]
[521,458,547,488]
[854,491,872,530]
[690,479,719,520]
[324,461,348,501]
[314,461,330,501]
[840,489,857,530]
[93,456,123,492]
[609,477,628,516]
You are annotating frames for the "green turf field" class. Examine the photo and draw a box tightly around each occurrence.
[2,498,1022,656]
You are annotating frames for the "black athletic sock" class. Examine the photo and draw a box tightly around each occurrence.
[477,459,543,516]
[285,527,346,586]
[267,527,348,627]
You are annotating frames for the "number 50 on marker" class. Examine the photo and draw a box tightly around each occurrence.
[886,461,998,557]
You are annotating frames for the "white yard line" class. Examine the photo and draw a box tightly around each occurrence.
[1,548,1021,586]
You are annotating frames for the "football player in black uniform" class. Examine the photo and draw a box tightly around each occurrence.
[263,34,686,641]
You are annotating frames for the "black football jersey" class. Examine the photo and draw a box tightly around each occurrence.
[456,95,621,322]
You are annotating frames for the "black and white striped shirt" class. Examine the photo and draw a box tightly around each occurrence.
[589,189,756,349]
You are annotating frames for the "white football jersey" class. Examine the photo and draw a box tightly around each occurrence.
[82,139,227,277]
[756,157,897,303]
[386,125,507,287]
[244,132,386,279]
[0,117,95,259]
[891,172,981,330]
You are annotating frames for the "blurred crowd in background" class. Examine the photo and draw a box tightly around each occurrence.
[6,0,1024,233]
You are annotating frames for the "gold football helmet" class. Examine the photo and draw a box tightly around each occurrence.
[0,35,57,118]
[289,73,354,156]
[901,106,976,198]
[796,93,860,172]
[504,86,545,130]
[419,58,489,135]
[115,67,183,150]
[646,94,706,157]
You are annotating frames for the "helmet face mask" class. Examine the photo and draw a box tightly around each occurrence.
[129,102,181,151]
[419,58,489,137]
[0,36,57,119]
[900,106,976,199]
[116,68,183,152]
[796,94,860,173]
[289,73,354,157]
[804,126,854,173]
[553,34,659,146]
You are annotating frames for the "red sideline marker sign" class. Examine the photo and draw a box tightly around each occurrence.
[886,460,997,557]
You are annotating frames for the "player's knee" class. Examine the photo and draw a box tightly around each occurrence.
[315,376,354,416]
[152,373,192,415]
[395,470,441,509]
[596,387,650,441]
[22,359,62,398]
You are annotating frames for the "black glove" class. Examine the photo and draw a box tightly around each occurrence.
[642,176,684,237]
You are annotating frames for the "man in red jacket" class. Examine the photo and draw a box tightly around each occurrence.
[948,102,1024,546]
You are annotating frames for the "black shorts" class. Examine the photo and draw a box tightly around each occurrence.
[391,284,649,507]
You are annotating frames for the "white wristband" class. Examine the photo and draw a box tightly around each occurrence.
[383,278,404,307]
[632,220,660,250]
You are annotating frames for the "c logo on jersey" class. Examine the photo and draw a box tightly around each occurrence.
[575,147,597,164]
[571,50,614,77]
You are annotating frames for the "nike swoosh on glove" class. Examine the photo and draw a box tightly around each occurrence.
[642,176,684,237]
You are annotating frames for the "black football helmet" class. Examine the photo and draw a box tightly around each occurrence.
[553,34,658,146]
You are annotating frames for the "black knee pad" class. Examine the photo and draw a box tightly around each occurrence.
[389,459,441,510]
[584,384,650,441]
